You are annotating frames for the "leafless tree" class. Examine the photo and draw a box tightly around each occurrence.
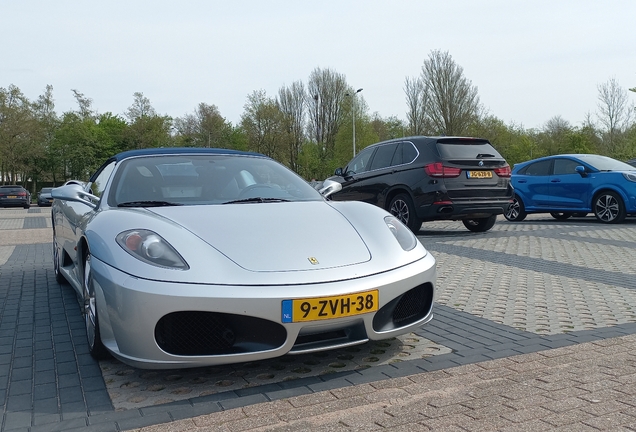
[71,89,95,120]
[174,103,228,148]
[277,81,306,171]
[597,77,632,153]
[416,50,481,136]
[306,68,349,155]
[404,76,428,135]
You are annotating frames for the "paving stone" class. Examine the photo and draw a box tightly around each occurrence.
[5,213,636,431]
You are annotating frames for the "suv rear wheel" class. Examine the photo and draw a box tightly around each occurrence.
[463,215,497,232]
[389,193,422,233]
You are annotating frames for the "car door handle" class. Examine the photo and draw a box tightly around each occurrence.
[551,179,561,183]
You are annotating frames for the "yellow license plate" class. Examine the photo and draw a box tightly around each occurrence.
[467,171,492,179]
[7,195,17,198]
[282,290,379,323]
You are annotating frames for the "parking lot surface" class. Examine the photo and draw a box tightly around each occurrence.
[1,208,636,431]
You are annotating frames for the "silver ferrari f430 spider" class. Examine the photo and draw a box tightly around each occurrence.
[52,147,436,369]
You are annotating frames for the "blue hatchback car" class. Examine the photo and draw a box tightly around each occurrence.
[504,154,636,224]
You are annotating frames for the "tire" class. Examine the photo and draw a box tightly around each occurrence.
[504,196,527,222]
[83,253,109,359]
[52,233,67,285]
[550,212,573,221]
[388,193,422,233]
[593,191,626,224]
[463,214,497,232]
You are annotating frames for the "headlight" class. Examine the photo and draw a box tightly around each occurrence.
[623,172,636,182]
[384,216,418,251]
[116,229,189,269]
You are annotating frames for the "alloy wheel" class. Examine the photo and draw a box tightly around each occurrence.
[390,198,410,225]
[594,193,622,223]
[83,254,98,350]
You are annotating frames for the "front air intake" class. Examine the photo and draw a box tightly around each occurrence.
[372,283,434,332]
[155,311,286,356]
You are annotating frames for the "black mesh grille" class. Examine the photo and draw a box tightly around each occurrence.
[155,311,235,356]
[372,284,434,332]
[155,311,287,356]
[392,285,430,324]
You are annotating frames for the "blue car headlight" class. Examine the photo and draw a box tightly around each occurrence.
[623,172,636,182]
[384,216,418,251]
[116,229,189,269]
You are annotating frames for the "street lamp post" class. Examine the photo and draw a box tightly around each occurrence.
[347,88,363,157]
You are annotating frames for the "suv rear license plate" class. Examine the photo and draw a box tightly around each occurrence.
[467,171,492,179]
[281,290,379,323]
[7,195,17,199]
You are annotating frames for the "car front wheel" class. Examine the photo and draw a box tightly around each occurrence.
[504,196,527,222]
[52,231,66,285]
[593,191,626,224]
[463,214,497,232]
[83,253,109,359]
[389,193,422,233]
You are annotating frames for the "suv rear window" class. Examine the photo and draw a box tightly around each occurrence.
[436,139,502,159]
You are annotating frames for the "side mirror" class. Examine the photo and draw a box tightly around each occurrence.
[334,167,343,176]
[575,165,587,177]
[318,179,343,198]
[52,183,99,209]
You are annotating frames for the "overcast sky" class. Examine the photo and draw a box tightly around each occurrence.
[2,0,635,131]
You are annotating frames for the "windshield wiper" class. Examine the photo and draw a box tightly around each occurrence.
[223,197,290,204]
[476,153,495,158]
[118,201,183,207]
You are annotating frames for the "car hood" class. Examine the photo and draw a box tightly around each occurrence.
[148,201,371,272]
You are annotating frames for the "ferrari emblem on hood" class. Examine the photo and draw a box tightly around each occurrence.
[308,257,319,265]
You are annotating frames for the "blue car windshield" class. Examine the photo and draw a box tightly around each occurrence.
[109,154,323,206]
[577,155,636,172]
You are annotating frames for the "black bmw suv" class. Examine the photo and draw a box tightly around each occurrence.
[327,136,513,233]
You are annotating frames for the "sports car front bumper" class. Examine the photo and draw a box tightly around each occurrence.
[90,253,436,369]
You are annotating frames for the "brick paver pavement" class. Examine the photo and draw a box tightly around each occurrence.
[1,208,636,431]
[130,334,636,431]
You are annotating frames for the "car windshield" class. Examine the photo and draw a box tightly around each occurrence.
[578,155,636,171]
[108,154,323,207]
[41,188,53,193]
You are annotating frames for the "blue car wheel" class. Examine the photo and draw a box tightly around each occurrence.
[593,191,626,224]
[504,196,526,222]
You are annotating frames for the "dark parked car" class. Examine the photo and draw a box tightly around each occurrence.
[37,187,54,206]
[627,158,636,168]
[0,185,31,209]
[326,136,513,233]
[504,154,636,224]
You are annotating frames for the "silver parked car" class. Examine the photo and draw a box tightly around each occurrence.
[52,148,436,369]
[37,187,54,206]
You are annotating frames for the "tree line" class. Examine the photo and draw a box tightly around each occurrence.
[1,50,635,192]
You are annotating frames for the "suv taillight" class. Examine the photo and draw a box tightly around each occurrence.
[17,192,26,196]
[424,162,461,178]
[494,165,511,178]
